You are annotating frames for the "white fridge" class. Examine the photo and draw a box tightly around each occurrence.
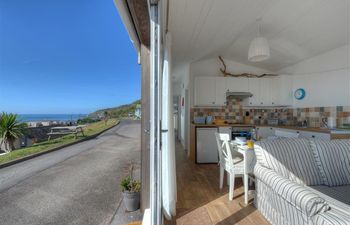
[196,127,219,163]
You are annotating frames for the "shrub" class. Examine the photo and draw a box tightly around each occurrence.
[120,176,141,193]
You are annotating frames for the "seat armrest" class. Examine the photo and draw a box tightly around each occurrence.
[255,164,329,217]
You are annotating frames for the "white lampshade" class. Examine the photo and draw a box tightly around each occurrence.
[248,36,270,62]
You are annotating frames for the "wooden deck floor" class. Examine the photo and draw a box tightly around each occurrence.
[165,142,270,225]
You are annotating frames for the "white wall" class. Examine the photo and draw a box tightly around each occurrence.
[174,64,190,149]
[279,45,350,107]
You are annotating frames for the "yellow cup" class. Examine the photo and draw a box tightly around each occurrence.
[247,140,254,149]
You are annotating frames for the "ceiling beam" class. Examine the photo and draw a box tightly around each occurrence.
[127,0,150,47]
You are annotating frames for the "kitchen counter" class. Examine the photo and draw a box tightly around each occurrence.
[192,123,253,127]
[192,123,350,134]
[190,123,350,163]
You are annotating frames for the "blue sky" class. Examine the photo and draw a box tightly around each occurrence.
[0,0,140,114]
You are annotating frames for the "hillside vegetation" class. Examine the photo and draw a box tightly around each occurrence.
[0,119,118,165]
[89,100,141,119]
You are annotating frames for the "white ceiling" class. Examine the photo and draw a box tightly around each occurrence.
[168,0,350,73]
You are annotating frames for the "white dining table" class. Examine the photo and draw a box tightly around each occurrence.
[230,141,256,205]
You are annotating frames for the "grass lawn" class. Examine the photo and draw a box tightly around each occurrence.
[0,119,119,166]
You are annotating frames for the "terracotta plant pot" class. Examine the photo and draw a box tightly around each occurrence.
[123,191,140,211]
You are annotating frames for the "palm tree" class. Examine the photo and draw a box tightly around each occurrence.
[0,113,27,152]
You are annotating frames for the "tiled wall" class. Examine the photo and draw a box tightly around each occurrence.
[191,98,350,128]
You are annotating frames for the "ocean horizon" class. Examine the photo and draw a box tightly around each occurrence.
[19,114,88,122]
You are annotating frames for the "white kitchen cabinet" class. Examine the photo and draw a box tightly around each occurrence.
[194,76,293,107]
[215,77,227,106]
[270,78,280,106]
[299,131,330,140]
[226,77,249,92]
[257,127,331,140]
[196,127,219,163]
[260,78,271,106]
[278,75,293,106]
[256,126,275,139]
[248,78,272,106]
[194,77,216,106]
[247,77,293,107]
[248,78,261,106]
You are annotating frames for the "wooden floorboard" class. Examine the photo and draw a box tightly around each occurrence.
[165,142,270,225]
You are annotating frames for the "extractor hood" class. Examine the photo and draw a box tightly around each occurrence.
[226,91,253,99]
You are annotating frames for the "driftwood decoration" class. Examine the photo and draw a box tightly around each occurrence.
[218,56,278,78]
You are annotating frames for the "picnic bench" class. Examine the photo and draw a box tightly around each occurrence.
[47,125,86,140]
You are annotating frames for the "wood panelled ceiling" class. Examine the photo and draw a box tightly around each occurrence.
[168,0,349,72]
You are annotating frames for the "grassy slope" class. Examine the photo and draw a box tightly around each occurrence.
[90,100,141,119]
[0,119,118,165]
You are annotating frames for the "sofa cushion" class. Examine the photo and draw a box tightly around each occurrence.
[255,138,323,185]
[309,185,350,223]
[310,139,350,186]
[310,185,350,207]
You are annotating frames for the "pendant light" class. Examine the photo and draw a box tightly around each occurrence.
[248,19,270,62]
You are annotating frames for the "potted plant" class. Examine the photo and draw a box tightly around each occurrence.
[120,176,141,211]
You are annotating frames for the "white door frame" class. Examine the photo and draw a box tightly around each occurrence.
[149,1,162,224]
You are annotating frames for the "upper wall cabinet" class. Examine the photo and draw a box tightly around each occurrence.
[247,76,293,107]
[226,77,249,92]
[194,76,293,107]
[247,78,261,106]
[194,77,216,106]
[278,75,293,106]
[215,78,227,106]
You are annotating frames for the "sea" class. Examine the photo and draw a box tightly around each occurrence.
[19,114,87,122]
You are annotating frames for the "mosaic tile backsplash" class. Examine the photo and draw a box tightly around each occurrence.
[191,98,350,128]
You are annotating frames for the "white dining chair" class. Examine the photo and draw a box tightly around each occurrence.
[215,132,245,200]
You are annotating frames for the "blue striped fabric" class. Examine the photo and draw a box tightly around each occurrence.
[310,139,350,186]
[255,138,323,185]
[311,185,350,209]
[255,164,329,217]
[254,138,350,225]
[312,209,350,225]
[333,140,350,183]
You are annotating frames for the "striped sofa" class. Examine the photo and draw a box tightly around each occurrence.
[254,138,350,225]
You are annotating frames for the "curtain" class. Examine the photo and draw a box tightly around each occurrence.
[161,32,177,219]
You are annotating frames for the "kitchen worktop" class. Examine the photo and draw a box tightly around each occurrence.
[192,123,253,127]
[190,122,350,163]
[191,123,350,134]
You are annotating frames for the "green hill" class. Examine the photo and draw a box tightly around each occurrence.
[89,100,141,119]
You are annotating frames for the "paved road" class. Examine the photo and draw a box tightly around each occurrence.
[0,120,141,225]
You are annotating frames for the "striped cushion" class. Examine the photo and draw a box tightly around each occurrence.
[333,140,350,182]
[310,185,350,208]
[310,139,350,186]
[255,164,329,218]
[255,138,323,185]
[313,209,350,225]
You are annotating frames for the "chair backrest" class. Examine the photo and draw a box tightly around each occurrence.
[215,132,234,166]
